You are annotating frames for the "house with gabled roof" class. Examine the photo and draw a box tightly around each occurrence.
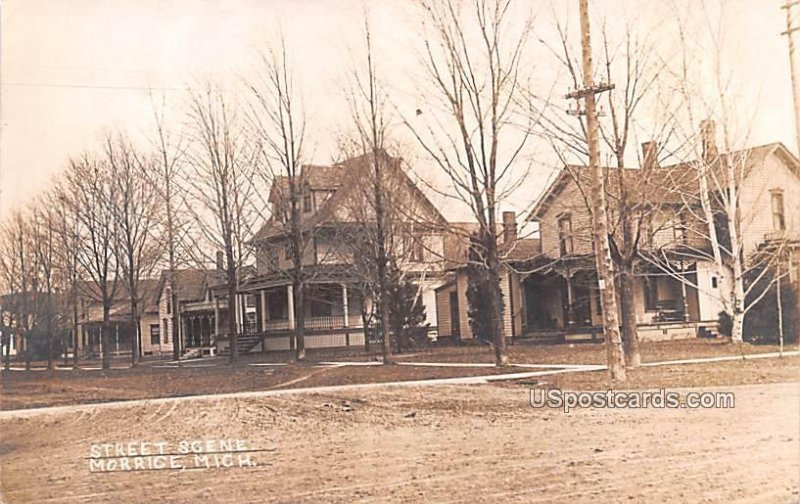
[75,278,161,358]
[229,150,452,353]
[153,262,229,358]
[525,122,800,342]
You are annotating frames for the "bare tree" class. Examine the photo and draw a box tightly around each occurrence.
[641,0,793,344]
[29,199,58,369]
[62,153,119,370]
[0,211,34,369]
[185,84,259,364]
[106,135,163,366]
[535,13,681,368]
[407,0,536,365]
[247,40,309,361]
[52,179,83,367]
[341,14,396,363]
[149,94,189,361]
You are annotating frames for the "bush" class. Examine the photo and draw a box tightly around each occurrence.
[743,277,799,344]
[375,259,429,353]
[717,311,732,338]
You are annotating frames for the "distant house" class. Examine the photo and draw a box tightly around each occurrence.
[154,264,228,358]
[230,150,451,354]
[525,124,800,342]
[75,279,160,358]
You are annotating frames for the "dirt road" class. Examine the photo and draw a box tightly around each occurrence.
[1,381,798,503]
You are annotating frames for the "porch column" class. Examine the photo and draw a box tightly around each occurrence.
[565,273,575,326]
[261,290,268,330]
[236,294,244,332]
[342,284,349,328]
[680,262,690,322]
[287,285,295,330]
[214,296,220,335]
[342,284,350,346]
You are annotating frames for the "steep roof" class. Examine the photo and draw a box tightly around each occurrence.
[155,268,227,304]
[529,142,796,221]
[254,150,447,243]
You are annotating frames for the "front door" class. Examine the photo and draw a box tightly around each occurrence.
[449,291,460,338]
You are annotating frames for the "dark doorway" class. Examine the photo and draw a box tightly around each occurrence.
[449,291,460,338]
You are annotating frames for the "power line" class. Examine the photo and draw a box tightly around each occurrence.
[0,82,187,92]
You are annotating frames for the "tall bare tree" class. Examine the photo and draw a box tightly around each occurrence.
[407,0,536,365]
[106,135,163,366]
[52,179,83,367]
[0,211,34,369]
[149,95,189,361]
[186,84,258,363]
[63,153,119,370]
[342,14,396,363]
[29,200,58,369]
[247,41,309,361]
[535,14,680,368]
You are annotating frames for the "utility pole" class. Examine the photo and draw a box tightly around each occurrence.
[568,0,626,380]
[783,1,800,155]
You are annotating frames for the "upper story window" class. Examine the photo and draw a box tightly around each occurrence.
[284,243,292,260]
[410,237,425,262]
[557,214,573,257]
[771,190,786,231]
[303,191,312,213]
[165,288,172,314]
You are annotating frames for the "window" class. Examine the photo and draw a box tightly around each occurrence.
[268,294,287,320]
[771,190,786,231]
[711,276,718,289]
[644,277,659,311]
[303,191,312,213]
[405,234,425,262]
[150,324,160,345]
[267,245,278,268]
[284,243,292,260]
[165,288,172,315]
[558,215,573,257]
[162,319,170,343]
[673,212,688,244]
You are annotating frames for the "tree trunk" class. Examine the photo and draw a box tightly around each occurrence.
[24,332,30,371]
[226,245,238,364]
[777,262,784,356]
[131,299,140,366]
[619,264,641,368]
[102,304,111,370]
[72,296,79,367]
[487,254,508,366]
[46,292,54,370]
[172,289,180,360]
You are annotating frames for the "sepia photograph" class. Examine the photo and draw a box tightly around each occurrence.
[0,0,798,502]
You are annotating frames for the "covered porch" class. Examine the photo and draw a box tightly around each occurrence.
[519,258,717,342]
[218,271,368,354]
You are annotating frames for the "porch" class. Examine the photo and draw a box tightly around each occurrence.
[216,281,367,354]
[519,261,719,342]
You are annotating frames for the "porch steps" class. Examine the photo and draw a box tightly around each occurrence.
[218,334,263,356]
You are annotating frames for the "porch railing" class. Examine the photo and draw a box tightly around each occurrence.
[241,315,364,334]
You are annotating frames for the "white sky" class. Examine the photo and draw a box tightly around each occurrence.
[1,0,795,222]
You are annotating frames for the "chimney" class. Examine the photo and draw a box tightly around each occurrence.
[700,119,718,163]
[502,211,517,243]
[215,250,224,271]
[641,141,659,171]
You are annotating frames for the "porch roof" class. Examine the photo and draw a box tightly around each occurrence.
[236,265,362,293]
